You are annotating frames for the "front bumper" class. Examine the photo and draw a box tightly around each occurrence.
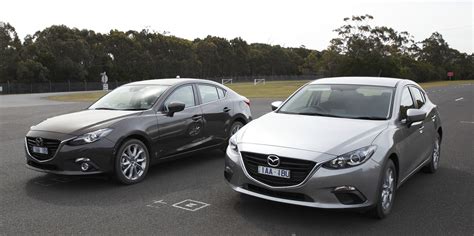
[224,144,383,209]
[25,130,116,175]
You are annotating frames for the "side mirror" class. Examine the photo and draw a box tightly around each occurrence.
[271,101,283,111]
[406,108,426,124]
[166,102,185,116]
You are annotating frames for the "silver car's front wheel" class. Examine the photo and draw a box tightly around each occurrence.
[369,159,397,219]
[381,168,395,210]
[423,133,441,173]
[432,138,440,170]
[115,139,149,184]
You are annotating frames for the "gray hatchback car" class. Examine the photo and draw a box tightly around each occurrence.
[225,77,442,218]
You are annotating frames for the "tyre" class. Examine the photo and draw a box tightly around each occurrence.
[422,133,441,173]
[114,139,150,185]
[221,121,244,152]
[229,121,244,137]
[368,159,397,219]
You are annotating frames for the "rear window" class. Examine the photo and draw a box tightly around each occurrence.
[198,85,219,103]
[217,88,226,99]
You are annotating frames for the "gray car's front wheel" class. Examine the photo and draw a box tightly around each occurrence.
[369,159,397,219]
[114,139,150,185]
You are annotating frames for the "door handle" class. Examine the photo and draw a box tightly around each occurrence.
[419,125,424,134]
[223,107,231,112]
[192,115,202,121]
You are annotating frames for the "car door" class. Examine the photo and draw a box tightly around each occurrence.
[409,86,435,164]
[196,84,232,146]
[396,86,426,179]
[156,84,206,157]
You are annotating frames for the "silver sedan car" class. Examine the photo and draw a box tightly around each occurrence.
[224,77,442,218]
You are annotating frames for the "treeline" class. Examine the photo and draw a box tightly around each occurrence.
[0,15,472,83]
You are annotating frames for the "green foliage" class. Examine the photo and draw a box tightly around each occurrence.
[318,15,473,81]
[0,22,21,82]
[0,17,472,83]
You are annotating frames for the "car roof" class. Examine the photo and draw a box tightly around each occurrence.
[126,78,215,86]
[310,76,404,87]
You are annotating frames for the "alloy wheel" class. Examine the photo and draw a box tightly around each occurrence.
[381,168,395,210]
[120,144,147,181]
[432,138,440,170]
[230,123,242,135]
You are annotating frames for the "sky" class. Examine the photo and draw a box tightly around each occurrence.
[1,0,473,53]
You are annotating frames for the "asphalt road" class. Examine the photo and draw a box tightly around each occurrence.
[0,84,473,235]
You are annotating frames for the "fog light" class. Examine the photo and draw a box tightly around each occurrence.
[224,166,233,182]
[80,162,90,171]
[332,186,367,205]
[334,186,356,192]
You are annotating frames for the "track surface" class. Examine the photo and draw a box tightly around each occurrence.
[0,84,473,235]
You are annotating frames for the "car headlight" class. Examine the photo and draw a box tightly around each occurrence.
[229,135,239,152]
[68,128,113,146]
[323,145,377,169]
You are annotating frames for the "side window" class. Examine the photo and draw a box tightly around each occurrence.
[164,85,195,108]
[217,88,226,99]
[400,87,415,120]
[409,87,425,108]
[198,85,219,103]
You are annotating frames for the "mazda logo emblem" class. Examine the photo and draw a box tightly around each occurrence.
[267,155,280,167]
[35,137,44,146]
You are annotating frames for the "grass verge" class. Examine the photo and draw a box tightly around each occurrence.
[46,79,474,102]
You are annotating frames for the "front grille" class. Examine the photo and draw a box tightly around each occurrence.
[245,184,314,202]
[26,137,61,161]
[241,151,316,187]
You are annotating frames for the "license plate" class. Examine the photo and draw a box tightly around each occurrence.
[258,166,290,179]
[32,146,48,154]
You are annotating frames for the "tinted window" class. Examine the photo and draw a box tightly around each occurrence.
[400,87,415,119]
[279,84,394,119]
[409,87,425,108]
[89,85,169,110]
[217,88,226,99]
[198,85,219,103]
[165,85,195,108]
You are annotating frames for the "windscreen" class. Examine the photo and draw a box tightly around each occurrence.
[278,84,394,120]
[89,85,169,110]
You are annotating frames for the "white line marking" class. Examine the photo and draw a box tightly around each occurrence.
[460,121,474,124]
[172,199,210,212]
[146,199,167,209]
[455,97,464,101]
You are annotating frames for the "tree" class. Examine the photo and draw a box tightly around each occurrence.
[0,22,21,82]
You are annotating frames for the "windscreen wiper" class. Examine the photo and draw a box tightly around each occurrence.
[93,107,118,110]
[297,112,345,118]
[120,108,147,111]
[349,116,387,120]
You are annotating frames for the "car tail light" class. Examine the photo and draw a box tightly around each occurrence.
[243,97,250,106]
